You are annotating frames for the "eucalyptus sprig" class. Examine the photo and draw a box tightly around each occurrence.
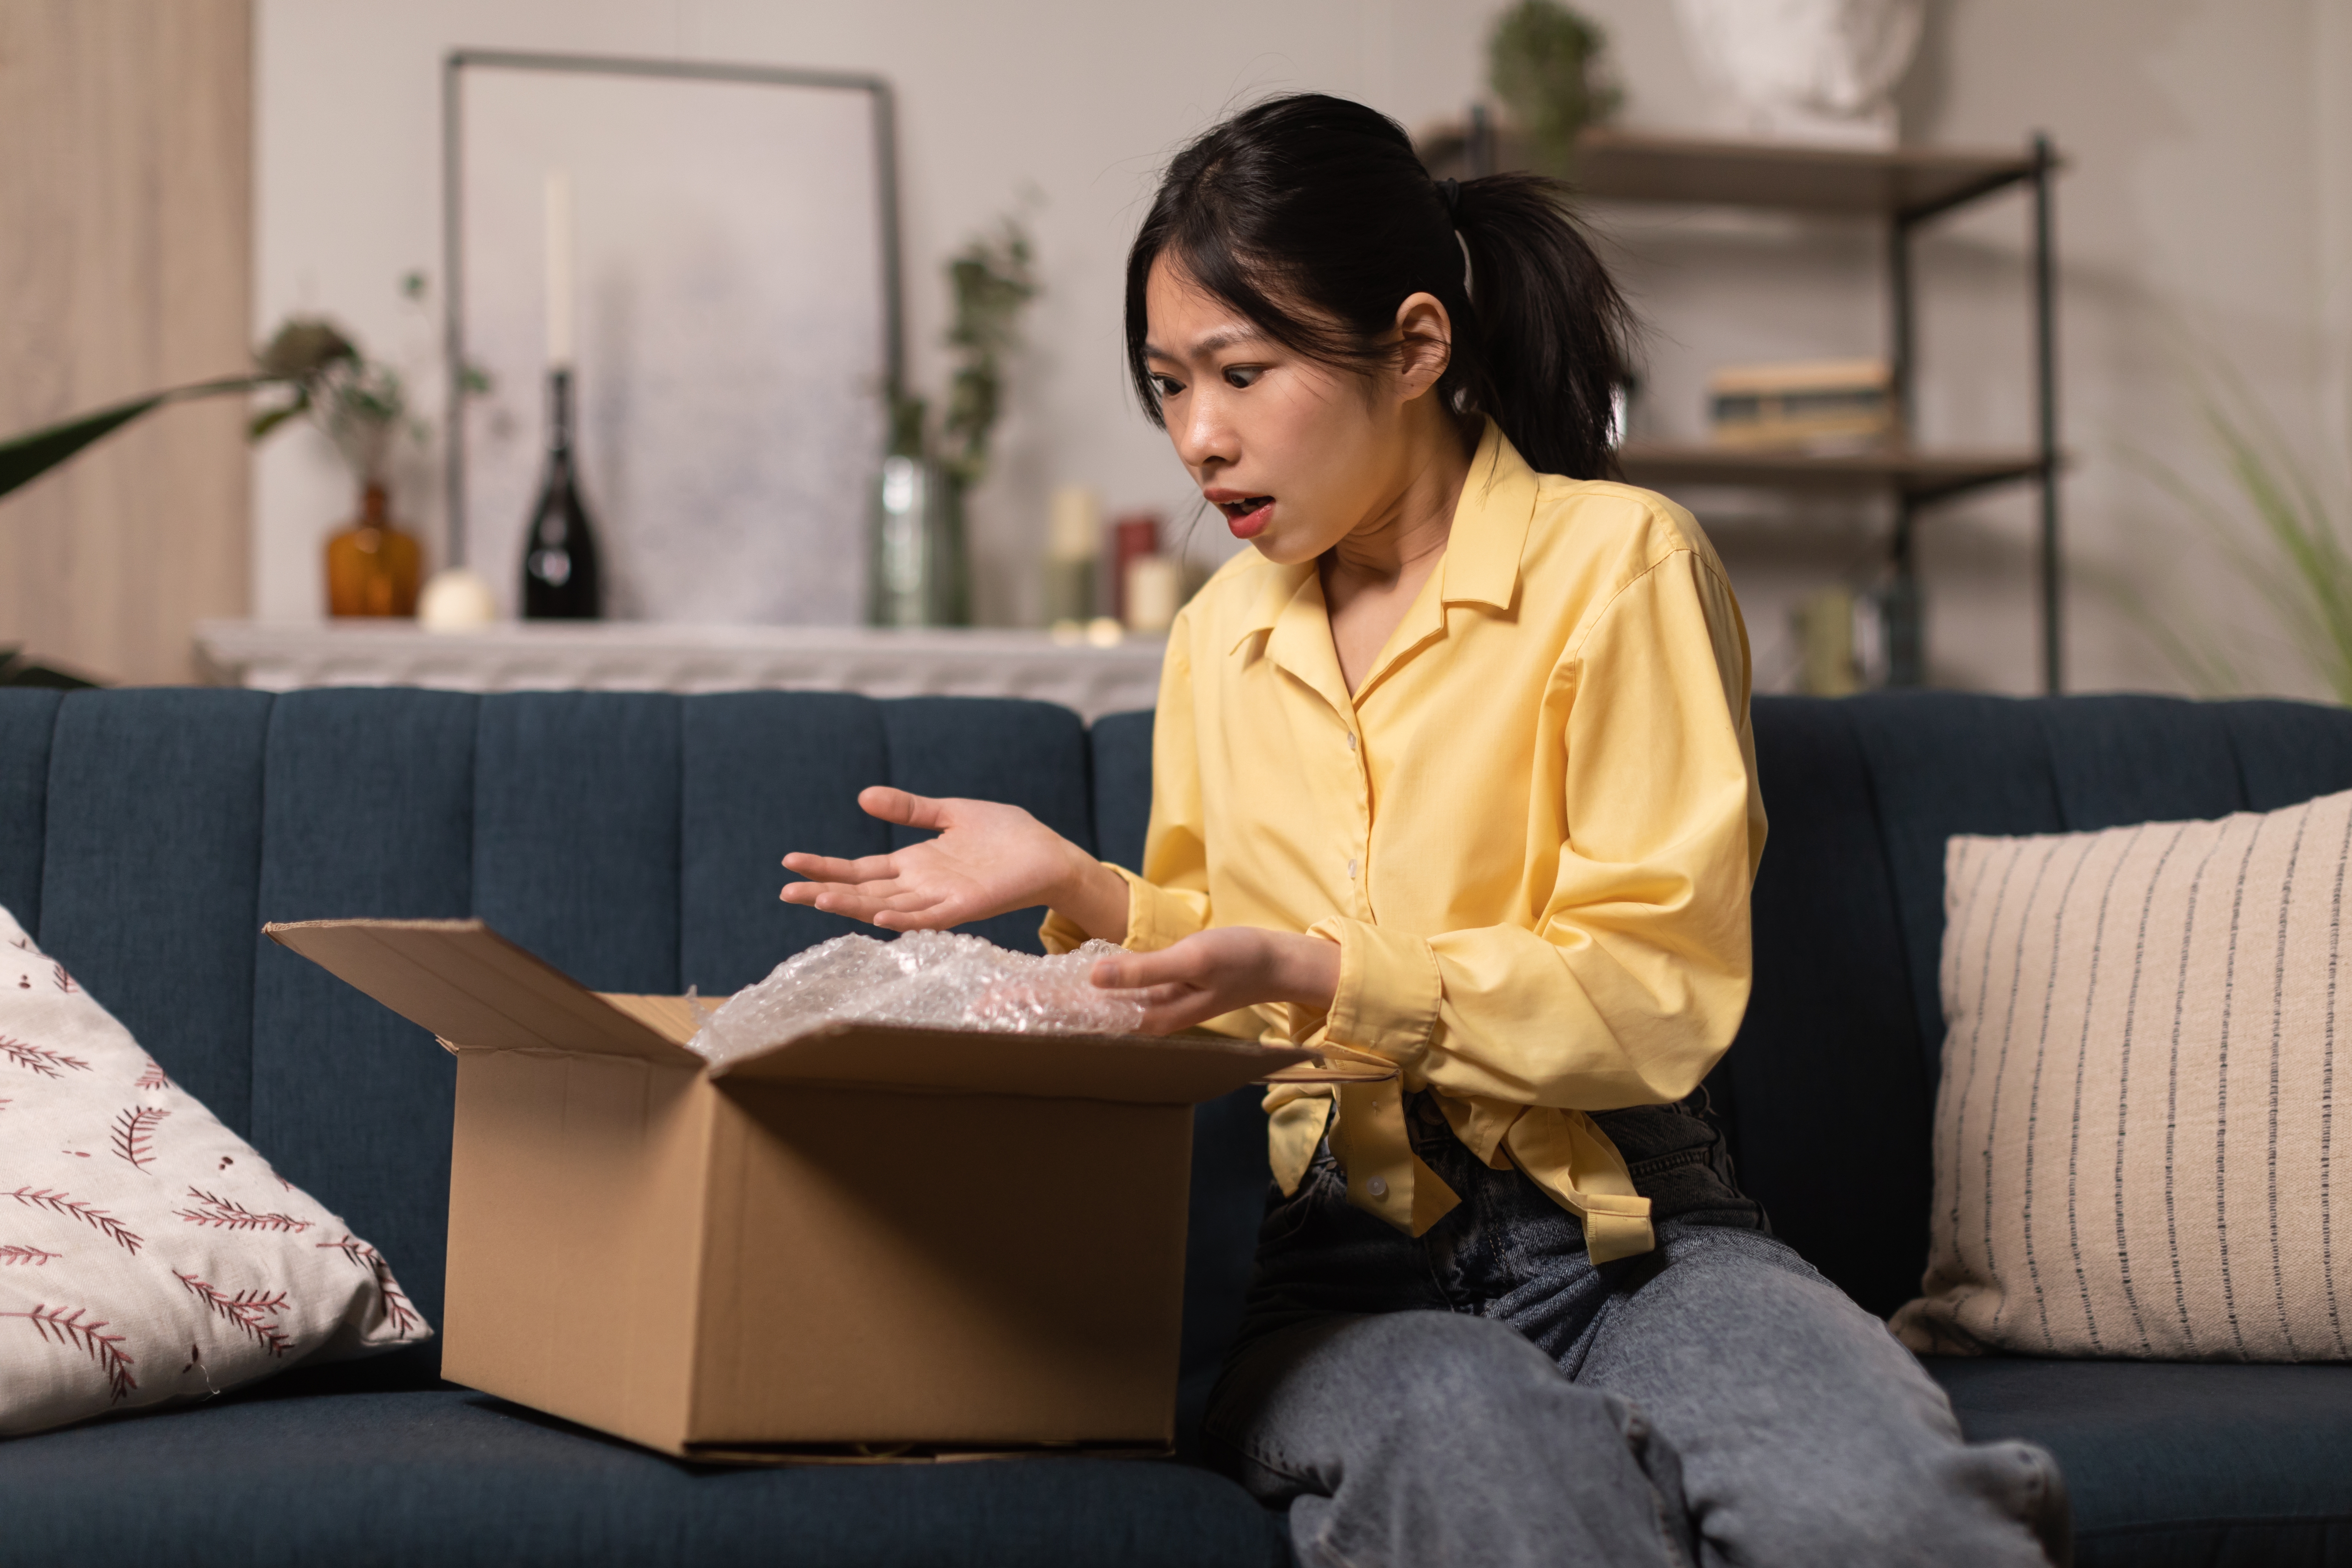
[890,216,1037,490]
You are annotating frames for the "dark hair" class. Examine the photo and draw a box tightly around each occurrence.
[1124,93,1635,481]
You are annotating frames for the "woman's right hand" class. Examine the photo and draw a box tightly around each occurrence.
[781,787,1129,938]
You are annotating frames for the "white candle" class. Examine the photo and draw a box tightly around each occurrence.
[544,169,574,369]
[1124,554,1181,634]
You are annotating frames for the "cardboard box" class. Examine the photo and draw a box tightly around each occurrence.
[267,917,1367,1462]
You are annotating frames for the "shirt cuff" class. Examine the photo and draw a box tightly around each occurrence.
[1305,916,1442,1069]
[1036,864,1195,954]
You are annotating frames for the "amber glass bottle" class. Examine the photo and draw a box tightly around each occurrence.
[325,482,422,618]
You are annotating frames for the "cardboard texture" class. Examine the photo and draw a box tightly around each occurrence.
[266,917,1385,1462]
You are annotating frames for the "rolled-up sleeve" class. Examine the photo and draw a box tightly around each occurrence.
[1039,618,1213,956]
[1308,552,1763,1108]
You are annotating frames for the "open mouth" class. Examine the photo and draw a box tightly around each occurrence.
[1216,496,1274,539]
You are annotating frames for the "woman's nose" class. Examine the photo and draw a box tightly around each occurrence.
[1174,393,1236,472]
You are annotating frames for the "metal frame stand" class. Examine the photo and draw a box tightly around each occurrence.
[1881,132,2062,692]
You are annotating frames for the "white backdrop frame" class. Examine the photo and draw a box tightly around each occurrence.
[440,49,904,623]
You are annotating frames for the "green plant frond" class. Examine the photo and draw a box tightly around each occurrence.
[0,395,168,500]
[2160,364,2352,702]
[254,318,357,381]
[921,215,1037,484]
[247,386,311,441]
[2201,405,2352,689]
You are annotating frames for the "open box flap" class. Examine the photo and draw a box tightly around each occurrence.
[265,917,704,1069]
[708,1020,1337,1106]
[267,917,1401,1101]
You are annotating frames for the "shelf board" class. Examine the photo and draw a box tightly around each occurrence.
[1613,443,2048,502]
[1419,125,2043,220]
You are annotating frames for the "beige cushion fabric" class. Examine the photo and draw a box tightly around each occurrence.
[1892,789,2352,1361]
[0,905,430,1436]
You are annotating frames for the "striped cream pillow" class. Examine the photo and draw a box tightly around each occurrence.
[1892,788,2352,1361]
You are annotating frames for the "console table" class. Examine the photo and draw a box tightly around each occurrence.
[193,621,1167,724]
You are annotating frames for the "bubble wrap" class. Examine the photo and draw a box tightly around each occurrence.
[686,931,1148,1070]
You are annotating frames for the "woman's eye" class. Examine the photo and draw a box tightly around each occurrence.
[1223,366,1262,389]
[1151,374,1184,399]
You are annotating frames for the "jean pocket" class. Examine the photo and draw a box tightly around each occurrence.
[1596,1104,1765,1229]
[1258,1141,1340,1248]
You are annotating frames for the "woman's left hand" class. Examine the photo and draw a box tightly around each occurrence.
[1089,926,1341,1036]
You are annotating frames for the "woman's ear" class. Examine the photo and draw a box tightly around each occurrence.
[1392,291,1453,402]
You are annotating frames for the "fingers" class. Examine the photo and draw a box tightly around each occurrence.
[780,877,971,932]
[1090,946,1208,991]
[1135,987,1227,1036]
[858,786,949,830]
[781,850,901,883]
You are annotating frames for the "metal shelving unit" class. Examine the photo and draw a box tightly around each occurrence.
[1425,122,2064,691]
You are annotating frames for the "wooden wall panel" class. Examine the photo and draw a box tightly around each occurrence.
[0,0,251,685]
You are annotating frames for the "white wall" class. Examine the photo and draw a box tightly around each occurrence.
[254,0,2351,697]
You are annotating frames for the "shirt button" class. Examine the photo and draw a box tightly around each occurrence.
[1346,858,1358,879]
[1346,732,1357,751]
[1366,1176,1388,1197]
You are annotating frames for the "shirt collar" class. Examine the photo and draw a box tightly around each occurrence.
[1225,418,1541,658]
[1436,419,1540,613]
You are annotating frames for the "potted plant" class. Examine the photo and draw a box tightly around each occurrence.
[869,217,1037,628]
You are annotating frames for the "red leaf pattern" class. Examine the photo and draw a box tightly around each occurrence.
[6,1186,143,1254]
[172,1272,295,1357]
[175,1188,311,1233]
[4,1305,137,1401]
[1,912,429,1428]
[1,1036,91,1079]
[110,1106,169,1172]
[316,1235,423,1336]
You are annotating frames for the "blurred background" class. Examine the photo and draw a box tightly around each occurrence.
[1,0,2346,709]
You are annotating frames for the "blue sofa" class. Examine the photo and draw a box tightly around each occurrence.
[0,686,2348,1567]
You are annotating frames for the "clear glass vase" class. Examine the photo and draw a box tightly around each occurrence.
[868,454,969,627]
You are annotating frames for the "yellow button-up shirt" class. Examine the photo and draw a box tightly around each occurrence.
[1043,422,1765,1262]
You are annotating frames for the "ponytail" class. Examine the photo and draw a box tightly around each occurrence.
[1125,93,1635,481]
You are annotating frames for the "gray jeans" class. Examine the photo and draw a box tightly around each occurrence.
[1202,1092,2069,1568]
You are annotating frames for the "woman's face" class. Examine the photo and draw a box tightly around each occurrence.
[1142,258,1446,566]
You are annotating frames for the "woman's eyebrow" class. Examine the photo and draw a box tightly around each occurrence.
[1145,326,1267,363]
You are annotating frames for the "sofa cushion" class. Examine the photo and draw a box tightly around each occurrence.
[1898,790,2352,1361]
[1929,1356,2352,1568]
[0,904,429,1436]
[681,691,890,993]
[878,697,1097,954]
[36,689,275,1138]
[0,1383,1291,1568]
[250,689,476,1382]
[0,689,61,932]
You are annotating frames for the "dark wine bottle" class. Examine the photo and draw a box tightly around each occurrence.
[521,367,602,619]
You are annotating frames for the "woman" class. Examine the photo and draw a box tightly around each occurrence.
[783,94,2066,1568]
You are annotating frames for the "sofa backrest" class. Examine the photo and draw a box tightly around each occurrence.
[1088,695,2352,1316]
[8,686,2352,1355]
[0,688,1096,1369]
[1722,692,2352,1313]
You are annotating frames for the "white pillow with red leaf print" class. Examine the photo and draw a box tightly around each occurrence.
[0,904,429,1437]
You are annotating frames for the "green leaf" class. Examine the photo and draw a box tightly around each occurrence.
[247,387,311,441]
[0,374,277,502]
[0,395,168,501]
[0,646,102,689]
